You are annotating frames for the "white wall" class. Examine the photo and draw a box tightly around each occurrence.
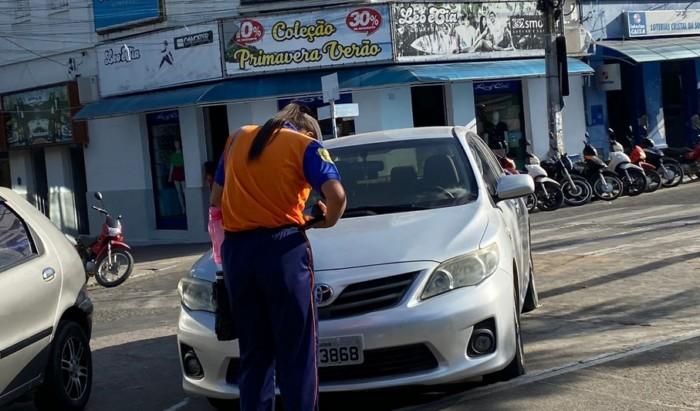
[446,81,476,130]
[84,115,148,192]
[523,77,549,158]
[226,100,278,132]
[353,87,414,133]
[562,76,587,156]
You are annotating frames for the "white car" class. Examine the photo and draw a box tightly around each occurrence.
[0,187,93,410]
[177,127,537,408]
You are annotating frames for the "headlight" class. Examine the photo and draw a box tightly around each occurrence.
[421,244,500,300]
[178,277,215,312]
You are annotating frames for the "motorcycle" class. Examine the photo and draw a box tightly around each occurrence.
[524,152,564,212]
[572,141,624,201]
[541,153,592,206]
[75,192,134,288]
[662,140,700,179]
[639,137,684,187]
[608,137,647,196]
[628,144,662,193]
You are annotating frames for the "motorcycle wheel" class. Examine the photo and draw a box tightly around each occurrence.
[623,168,648,196]
[561,177,592,206]
[95,250,134,288]
[593,174,623,201]
[661,162,684,187]
[536,182,564,212]
[645,169,661,193]
[525,193,537,212]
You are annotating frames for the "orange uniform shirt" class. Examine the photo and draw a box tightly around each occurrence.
[218,126,340,232]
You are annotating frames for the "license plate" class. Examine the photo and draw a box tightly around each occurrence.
[318,335,364,367]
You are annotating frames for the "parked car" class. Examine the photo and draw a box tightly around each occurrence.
[177,127,537,409]
[0,187,93,411]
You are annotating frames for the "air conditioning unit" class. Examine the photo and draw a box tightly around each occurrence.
[77,76,99,104]
[565,26,587,55]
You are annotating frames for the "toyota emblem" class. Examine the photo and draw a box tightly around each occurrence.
[314,283,334,307]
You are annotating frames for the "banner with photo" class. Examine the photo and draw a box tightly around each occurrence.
[222,5,392,76]
[2,85,73,148]
[392,2,544,62]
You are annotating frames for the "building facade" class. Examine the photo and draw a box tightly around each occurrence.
[3,1,593,244]
[582,1,700,156]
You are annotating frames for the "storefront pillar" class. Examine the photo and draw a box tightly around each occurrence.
[562,75,588,156]
[523,77,549,158]
[446,82,476,130]
[44,146,79,235]
[641,62,667,146]
[9,150,34,200]
[178,107,209,242]
[583,58,610,156]
[353,87,414,134]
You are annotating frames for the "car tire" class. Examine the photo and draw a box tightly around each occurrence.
[522,264,539,314]
[483,280,526,384]
[207,397,240,411]
[35,321,92,411]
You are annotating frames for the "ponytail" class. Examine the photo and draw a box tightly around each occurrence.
[248,103,319,161]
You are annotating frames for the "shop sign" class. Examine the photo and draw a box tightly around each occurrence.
[596,63,621,91]
[473,80,521,95]
[393,2,544,62]
[97,23,223,97]
[625,10,700,38]
[93,0,163,33]
[1,84,76,148]
[222,5,392,76]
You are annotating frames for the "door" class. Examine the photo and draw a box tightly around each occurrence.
[0,201,61,395]
[30,149,49,217]
[662,62,685,147]
[468,136,529,301]
[411,85,447,127]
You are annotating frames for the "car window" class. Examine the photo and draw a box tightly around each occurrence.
[469,137,504,194]
[0,203,36,272]
[308,138,478,217]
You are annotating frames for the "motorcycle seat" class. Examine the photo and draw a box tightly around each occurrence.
[78,235,98,246]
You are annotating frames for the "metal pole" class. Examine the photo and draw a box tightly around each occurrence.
[330,99,338,139]
[543,1,564,157]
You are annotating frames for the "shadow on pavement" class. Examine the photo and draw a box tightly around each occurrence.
[130,243,210,265]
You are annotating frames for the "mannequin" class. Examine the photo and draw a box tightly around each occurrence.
[168,140,186,213]
[486,111,508,149]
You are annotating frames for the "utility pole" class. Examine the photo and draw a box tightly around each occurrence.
[538,0,566,157]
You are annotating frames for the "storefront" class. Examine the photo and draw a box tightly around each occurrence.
[0,82,89,234]
[76,2,591,244]
[582,3,700,153]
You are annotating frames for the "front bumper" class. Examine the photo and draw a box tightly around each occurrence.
[177,266,516,399]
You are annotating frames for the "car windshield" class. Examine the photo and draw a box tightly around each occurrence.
[308,138,478,218]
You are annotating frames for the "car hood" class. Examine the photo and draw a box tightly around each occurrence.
[307,202,488,271]
[190,201,489,280]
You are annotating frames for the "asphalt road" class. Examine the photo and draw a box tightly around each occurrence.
[4,181,700,411]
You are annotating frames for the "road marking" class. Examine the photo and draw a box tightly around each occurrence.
[404,329,700,411]
[163,398,190,411]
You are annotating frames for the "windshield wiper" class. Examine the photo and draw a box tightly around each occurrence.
[342,205,429,217]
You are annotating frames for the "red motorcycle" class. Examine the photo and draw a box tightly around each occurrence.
[76,192,134,288]
[664,140,700,179]
[628,145,662,192]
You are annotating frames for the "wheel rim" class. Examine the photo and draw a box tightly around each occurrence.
[596,177,621,200]
[98,252,129,283]
[563,181,590,204]
[60,336,89,401]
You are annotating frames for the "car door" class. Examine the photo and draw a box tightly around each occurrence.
[0,200,62,398]
[468,137,529,303]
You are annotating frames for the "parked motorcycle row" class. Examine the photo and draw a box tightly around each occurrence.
[497,129,700,213]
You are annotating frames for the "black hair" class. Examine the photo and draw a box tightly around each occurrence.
[248,103,320,161]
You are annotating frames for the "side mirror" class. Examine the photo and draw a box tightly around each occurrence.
[496,174,534,201]
[94,192,103,201]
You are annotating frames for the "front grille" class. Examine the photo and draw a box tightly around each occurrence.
[318,272,418,320]
[226,344,439,385]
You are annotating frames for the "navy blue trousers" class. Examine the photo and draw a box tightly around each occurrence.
[222,227,319,411]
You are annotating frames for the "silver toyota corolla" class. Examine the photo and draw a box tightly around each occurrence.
[177,127,538,407]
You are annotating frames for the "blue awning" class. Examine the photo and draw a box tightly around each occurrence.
[75,58,592,120]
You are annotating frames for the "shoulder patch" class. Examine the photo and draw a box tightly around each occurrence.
[317,148,334,163]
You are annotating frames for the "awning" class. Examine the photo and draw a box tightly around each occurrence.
[75,58,592,120]
[597,37,700,63]
[74,83,218,120]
